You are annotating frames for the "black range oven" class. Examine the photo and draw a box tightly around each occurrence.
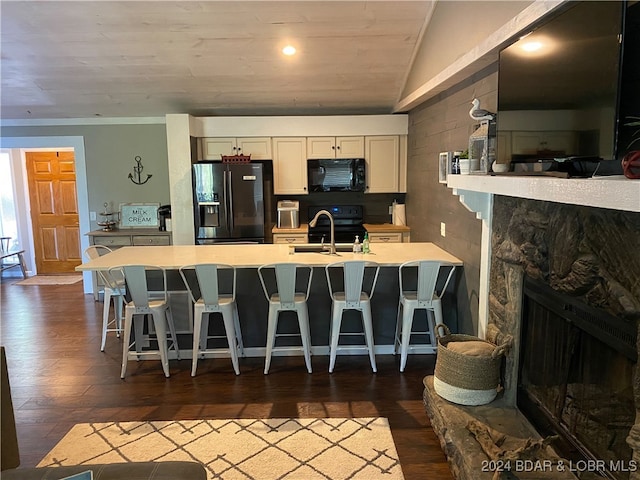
[307,205,365,244]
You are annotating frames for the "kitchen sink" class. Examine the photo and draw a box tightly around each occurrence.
[293,244,353,254]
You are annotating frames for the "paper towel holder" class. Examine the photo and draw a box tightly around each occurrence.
[392,201,406,226]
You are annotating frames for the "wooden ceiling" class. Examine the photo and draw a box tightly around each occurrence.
[0,1,433,120]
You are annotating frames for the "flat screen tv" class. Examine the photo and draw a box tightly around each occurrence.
[497,1,627,173]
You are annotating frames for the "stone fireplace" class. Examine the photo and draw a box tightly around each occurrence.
[489,197,640,479]
[423,189,640,480]
[519,275,636,478]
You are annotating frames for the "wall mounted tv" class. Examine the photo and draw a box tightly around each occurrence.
[497,1,627,171]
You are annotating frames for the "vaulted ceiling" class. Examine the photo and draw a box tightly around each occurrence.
[0,1,434,120]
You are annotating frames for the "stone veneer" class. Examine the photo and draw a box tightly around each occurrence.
[423,196,640,480]
[488,196,640,475]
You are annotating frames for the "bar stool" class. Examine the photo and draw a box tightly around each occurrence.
[179,263,243,376]
[84,245,125,352]
[258,263,313,374]
[113,265,180,378]
[325,260,380,373]
[395,260,456,372]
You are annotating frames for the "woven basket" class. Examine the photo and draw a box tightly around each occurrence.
[433,324,508,406]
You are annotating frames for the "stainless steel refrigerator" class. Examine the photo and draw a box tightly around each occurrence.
[193,162,265,244]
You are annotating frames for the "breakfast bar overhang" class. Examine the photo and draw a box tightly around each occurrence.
[77,243,463,359]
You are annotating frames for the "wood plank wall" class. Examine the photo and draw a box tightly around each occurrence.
[406,66,498,335]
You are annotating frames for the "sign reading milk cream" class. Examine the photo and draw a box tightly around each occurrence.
[119,203,160,228]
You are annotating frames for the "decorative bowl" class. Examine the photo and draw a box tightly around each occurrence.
[492,161,510,173]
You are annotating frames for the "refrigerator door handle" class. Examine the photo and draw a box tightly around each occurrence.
[227,169,234,233]
[222,169,230,230]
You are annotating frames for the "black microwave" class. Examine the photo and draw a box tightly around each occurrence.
[307,158,366,192]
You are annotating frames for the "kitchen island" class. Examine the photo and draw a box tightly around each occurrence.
[77,243,462,359]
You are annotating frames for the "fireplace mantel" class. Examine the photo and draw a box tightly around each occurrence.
[446,174,639,341]
[447,174,640,213]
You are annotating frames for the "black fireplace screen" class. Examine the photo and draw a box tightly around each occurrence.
[518,277,636,479]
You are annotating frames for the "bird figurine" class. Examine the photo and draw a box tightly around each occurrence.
[469,98,496,122]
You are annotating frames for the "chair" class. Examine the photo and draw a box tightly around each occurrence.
[179,264,243,376]
[84,245,126,352]
[395,260,456,372]
[258,263,313,374]
[325,261,380,373]
[0,237,28,279]
[113,265,180,378]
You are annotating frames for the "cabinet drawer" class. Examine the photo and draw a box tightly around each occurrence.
[273,234,308,244]
[92,236,132,246]
[368,232,402,243]
[132,235,171,246]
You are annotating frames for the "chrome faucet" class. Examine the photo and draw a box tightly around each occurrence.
[309,209,336,255]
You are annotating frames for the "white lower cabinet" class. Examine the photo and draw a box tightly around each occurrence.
[368,232,403,243]
[363,223,411,243]
[272,137,308,195]
[272,233,308,244]
[87,229,172,300]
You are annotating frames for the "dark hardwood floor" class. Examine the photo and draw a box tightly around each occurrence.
[0,274,453,479]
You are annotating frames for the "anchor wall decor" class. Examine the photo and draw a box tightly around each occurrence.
[128,156,152,185]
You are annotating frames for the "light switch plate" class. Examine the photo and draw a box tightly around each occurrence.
[90,211,97,221]
[440,222,446,237]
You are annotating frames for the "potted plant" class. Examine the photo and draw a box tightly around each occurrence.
[458,150,471,174]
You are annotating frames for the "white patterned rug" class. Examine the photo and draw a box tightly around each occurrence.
[38,418,405,480]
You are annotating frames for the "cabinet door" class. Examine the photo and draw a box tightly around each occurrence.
[511,131,576,156]
[201,138,237,160]
[132,235,171,246]
[497,132,512,163]
[336,136,365,158]
[511,132,544,155]
[368,232,403,243]
[237,137,272,160]
[365,136,399,193]
[273,137,308,195]
[92,235,132,247]
[307,137,336,158]
[544,132,577,155]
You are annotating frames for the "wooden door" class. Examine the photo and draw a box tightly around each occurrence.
[26,151,81,274]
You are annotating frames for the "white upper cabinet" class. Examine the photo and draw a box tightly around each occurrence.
[307,136,364,159]
[365,135,406,193]
[272,137,308,195]
[237,138,272,159]
[200,137,272,160]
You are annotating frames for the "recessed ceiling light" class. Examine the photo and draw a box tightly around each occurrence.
[282,45,296,56]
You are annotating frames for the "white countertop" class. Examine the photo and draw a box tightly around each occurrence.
[77,242,462,271]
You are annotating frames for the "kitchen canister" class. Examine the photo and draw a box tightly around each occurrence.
[433,324,509,406]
